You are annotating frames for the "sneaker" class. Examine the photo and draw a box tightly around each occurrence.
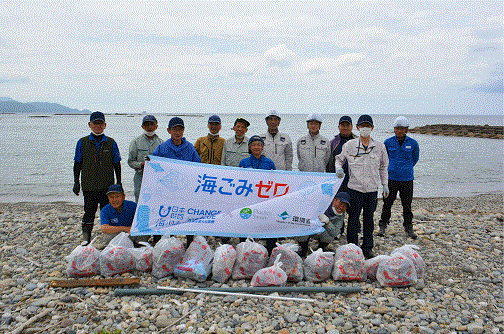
[405,228,417,239]
[363,249,375,260]
[376,227,386,237]
[81,231,91,246]
[298,241,309,257]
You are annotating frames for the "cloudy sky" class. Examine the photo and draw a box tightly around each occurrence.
[1,1,502,115]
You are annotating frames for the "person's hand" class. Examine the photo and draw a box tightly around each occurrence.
[73,182,80,196]
[382,185,389,199]
[336,168,345,178]
[318,214,330,225]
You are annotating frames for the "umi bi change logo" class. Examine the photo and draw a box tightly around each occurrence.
[239,208,252,219]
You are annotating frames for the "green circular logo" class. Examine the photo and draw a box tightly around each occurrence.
[239,208,252,219]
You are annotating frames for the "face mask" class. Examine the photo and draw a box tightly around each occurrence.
[332,207,345,215]
[358,127,372,138]
[208,132,219,137]
[144,130,156,136]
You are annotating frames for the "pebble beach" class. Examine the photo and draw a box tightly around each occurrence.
[0,193,502,334]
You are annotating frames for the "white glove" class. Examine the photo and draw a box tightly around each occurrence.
[318,214,330,225]
[336,168,344,178]
[382,185,389,199]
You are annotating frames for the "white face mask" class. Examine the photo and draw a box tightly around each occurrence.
[144,130,156,137]
[332,207,344,216]
[358,127,372,138]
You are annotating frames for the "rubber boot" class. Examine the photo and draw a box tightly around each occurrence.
[186,235,194,248]
[405,226,417,239]
[298,241,309,257]
[377,226,386,237]
[150,235,161,246]
[81,223,93,246]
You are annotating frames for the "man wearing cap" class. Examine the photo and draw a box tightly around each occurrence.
[297,192,351,257]
[128,115,164,203]
[297,113,330,172]
[378,116,420,239]
[99,184,139,246]
[152,117,201,163]
[261,110,293,171]
[195,115,225,165]
[73,111,122,245]
[335,114,389,259]
[221,118,251,167]
[326,116,356,192]
[153,116,201,246]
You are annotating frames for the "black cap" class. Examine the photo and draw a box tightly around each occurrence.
[90,111,105,123]
[142,115,158,124]
[339,116,352,125]
[335,192,351,207]
[234,117,250,127]
[208,115,221,124]
[248,135,264,146]
[168,117,184,129]
[106,184,124,195]
[357,114,373,126]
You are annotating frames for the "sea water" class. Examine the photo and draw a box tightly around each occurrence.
[0,113,502,203]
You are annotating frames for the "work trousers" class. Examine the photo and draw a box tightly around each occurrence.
[379,180,414,229]
[347,189,377,252]
[82,190,109,233]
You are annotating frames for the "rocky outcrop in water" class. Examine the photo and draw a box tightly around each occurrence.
[408,124,503,139]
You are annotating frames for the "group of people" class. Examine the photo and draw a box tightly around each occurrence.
[73,110,419,259]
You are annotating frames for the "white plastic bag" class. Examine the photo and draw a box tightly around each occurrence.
[152,236,185,278]
[376,253,417,287]
[303,248,335,282]
[174,236,214,282]
[65,238,101,277]
[232,238,269,280]
[391,244,425,278]
[268,243,303,282]
[332,243,367,281]
[129,242,153,272]
[212,244,237,283]
[99,232,135,277]
[251,254,287,287]
[365,255,391,280]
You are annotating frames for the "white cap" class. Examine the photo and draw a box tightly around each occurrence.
[265,110,281,119]
[306,113,323,123]
[393,116,410,128]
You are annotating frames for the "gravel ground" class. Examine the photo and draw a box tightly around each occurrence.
[0,193,502,334]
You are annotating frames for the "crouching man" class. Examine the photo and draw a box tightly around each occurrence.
[99,184,145,247]
[297,192,351,257]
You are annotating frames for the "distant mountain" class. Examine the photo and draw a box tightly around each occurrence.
[0,98,89,114]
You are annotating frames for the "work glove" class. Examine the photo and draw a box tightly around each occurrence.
[382,185,389,199]
[318,214,330,225]
[73,182,80,196]
[336,168,345,178]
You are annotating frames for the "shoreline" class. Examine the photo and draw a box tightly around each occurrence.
[0,193,502,333]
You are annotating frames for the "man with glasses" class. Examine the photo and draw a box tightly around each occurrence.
[378,116,419,239]
[73,111,122,245]
[334,114,388,259]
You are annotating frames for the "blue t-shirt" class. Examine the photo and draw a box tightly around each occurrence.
[239,155,276,170]
[100,200,137,227]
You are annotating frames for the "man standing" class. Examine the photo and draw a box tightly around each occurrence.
[195,115,225,165]
[221,117,250,167]
[335,114,389,259]
[153,116,201,246]
[378,116,420,239]
[128,115,164,203]
[297,113,330,172]
[73,111,122,245]
[261,110,293,171]
[326,115,357,192]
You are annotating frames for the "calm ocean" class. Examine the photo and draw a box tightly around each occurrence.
[0,113,502,203]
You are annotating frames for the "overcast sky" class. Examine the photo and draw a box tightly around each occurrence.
[1,1,502,115]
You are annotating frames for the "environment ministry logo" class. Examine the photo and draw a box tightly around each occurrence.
[278,211,290,220]
[239,208,252,219]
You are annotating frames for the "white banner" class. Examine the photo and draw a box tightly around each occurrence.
[131,156,342,238]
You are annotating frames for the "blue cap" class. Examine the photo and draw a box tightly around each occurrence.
[357,114,373,126]
[248,135,264,146]
[335,192,351,207]
[142,115,158,124]
[106,184,124,195]
[208,115,221,124]
[90,111,105,123]
[168,117,184,129]
[339,115,352,125]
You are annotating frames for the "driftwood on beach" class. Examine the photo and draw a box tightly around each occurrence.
[408,124,503,139]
